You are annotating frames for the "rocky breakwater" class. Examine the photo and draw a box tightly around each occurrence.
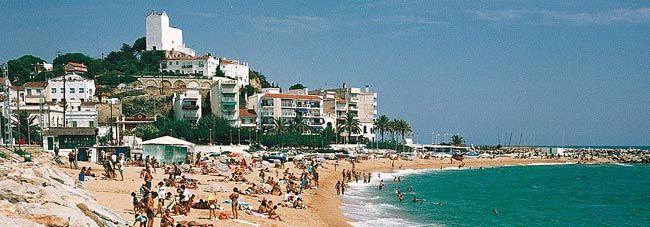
[0,152,129,226]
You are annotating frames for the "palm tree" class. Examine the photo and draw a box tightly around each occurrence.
[387,119,399,142]
[291,113,310,134]
[397,119,412,141]
[12,111,40,144]
[451,134,465,146]
[272,117,288,134]
[375,115,390,142]
[337,112,360,144]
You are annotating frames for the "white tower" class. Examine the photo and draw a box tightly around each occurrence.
[145,11,195,56]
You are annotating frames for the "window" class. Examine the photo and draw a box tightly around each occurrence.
[60,88,64,93]
[71,121,77,127]
[51,88,56,93]
[79,88,84,93]
[80,98,84,102]
[176,61,179,65]
[27,89,32,96]
[89,121,94,127]
[70,88,75,93]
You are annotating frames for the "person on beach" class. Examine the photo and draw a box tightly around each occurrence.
[78,167,86,182]
[180,185,192,214]
[341,183,346,195]
[268,205,283,221]
[156,182,166,216]
[335,181,341,196]
[68,150,76,169]
[144,168,153,189]
[145,192,158,227]
[160,209,174,227]
[379,180,384,190]
[207,193,218,220]
[229,187,240,219]
[117,156,125,181]
[133,205,148,227]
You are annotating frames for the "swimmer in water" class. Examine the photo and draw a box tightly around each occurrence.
[433,202,443,206]
[493,209,498,215]
[379,180,384,190]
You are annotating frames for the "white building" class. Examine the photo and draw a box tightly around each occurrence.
[219,58,249,86]
[46,74,98,128]
[173,88,202,124]
[210,79,240,126]
[160,53,218,77]
[248,88,325,132]
[46,74,96,110]
[312,85,377,142]
[146,11,195,56]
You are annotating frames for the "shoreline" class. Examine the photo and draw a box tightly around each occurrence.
[311,157,611,227]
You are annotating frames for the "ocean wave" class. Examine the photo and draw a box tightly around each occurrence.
[349,217,428,227]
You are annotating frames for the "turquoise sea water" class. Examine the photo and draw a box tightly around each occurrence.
[341,164,650,226]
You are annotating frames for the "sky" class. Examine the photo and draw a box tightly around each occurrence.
[1,1,648,146]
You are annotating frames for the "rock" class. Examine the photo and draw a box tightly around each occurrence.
[0,199,16,216]
[27,214,69,227]
[76,203,106,227]
[0,192,27,203]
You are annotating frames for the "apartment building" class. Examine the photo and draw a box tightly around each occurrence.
[160,53,218,77]
[219,58,249,86]
[210,79,240,126]
[312,85,377,142]
[248,88,324,132]
[172,88,202,124]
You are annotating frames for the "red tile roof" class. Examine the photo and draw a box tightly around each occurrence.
[336,97,347,103]
[239,109,257,117]
[65,62,86,67]
[262,93,321,100]
[23,82,48,87]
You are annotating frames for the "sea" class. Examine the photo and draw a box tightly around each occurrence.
[340,163,650,226]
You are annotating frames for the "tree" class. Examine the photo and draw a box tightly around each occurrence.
[249,70,273,88]
[52,53,105,78]
[451,134,465,146]
[134,124,160,140]
[6,55,45,85]
[132,37,146,53]
[12,111,40,144]
[397,119,411,141]
[289,83,306,90]
[337,112,360,144]
[215,68,226,77]
[375,115,390,141]
[272,117,288,134]
[290,113,310,134]
[139,50,165,73]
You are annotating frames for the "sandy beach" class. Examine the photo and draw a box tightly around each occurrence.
[56,156,609,227]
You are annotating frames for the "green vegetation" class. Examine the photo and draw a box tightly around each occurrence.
[289,83,306,90]
[13,148,27,156]
[451,134,465,146]
[249,70,275,88]
[5,37,165,86]
[122,96,169,116]
[12,111,40,145]
[109,89,145,99]
[0,152,7,159]
[6,55,49,86]
[337,112,361,144]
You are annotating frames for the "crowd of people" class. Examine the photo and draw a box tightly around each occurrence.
[74,153,326,226]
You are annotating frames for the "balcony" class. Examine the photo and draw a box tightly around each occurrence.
[222,97,237,102]
[182,105,199,110]
[350,97,359,103]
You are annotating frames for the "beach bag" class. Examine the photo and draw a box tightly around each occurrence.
[218,212,228,220]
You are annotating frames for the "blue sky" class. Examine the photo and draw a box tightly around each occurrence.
[1,1,648,146]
